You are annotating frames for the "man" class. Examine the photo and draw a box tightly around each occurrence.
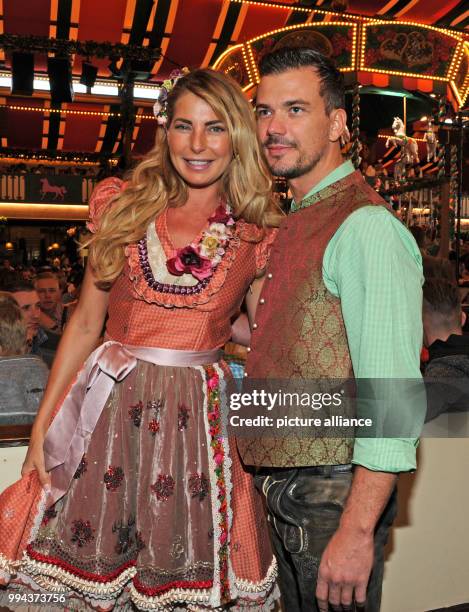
[34,271,64,331]
[7,281,60,368]
[423,278,469,422]
[238,48,424,611]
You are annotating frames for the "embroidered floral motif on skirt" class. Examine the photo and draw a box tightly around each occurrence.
[8,360,277,610]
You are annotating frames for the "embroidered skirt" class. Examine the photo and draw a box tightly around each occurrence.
[3,358,277,610]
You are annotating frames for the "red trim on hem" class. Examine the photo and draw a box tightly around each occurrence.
[132,576,213,597]
[26,545,136,583]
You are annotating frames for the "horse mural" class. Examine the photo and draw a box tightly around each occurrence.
[385,117,420,179]
[39,178,67,201]
[423,119,438,162]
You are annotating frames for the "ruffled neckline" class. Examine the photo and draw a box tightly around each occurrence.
[126,213,261,308]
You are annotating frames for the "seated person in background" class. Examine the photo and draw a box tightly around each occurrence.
[458,253,469,286]
[0,268,17,291]
[422,254,456,284]
[0,300,48,425]
[0,292,18,308]
[410,226,427,256]
[423,278,469,421]
[34,272,64,331]
[6,281,60,369]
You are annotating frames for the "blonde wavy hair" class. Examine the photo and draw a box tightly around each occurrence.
[0,300,27,356]
[87,68,281,284]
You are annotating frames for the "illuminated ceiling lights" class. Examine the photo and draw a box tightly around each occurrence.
[229,0,362,21]
[0,74,165,100]
[0,103,156,120]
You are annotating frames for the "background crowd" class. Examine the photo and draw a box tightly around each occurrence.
[0,256,84,427]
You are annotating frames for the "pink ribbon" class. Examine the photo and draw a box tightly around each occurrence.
[43,341,221,504]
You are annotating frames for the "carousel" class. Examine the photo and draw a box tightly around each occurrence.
[212,6,469,266]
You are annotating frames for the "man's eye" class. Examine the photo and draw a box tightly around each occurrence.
[290,107,303,114]
[256,108,271,118]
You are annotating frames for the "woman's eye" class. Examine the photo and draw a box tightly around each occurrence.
[209,125,225,133]
[174,123,190,130]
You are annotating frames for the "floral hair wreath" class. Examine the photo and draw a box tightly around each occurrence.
[153,67,190,126]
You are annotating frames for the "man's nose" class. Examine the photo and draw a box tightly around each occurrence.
[266,112,287,135]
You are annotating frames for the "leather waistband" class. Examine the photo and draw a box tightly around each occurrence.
[255,464,353,478]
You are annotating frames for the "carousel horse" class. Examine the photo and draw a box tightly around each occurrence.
[385,117,420,166]
[423,119,438,162]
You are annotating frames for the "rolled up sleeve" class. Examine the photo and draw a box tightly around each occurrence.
[323,206,425,472]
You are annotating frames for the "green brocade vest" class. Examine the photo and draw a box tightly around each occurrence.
[238,170,387,467]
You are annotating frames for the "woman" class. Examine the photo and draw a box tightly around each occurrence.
[0,297,48,426]
[0,69,280,610]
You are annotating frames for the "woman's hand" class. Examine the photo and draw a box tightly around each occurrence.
[18,264,109,494]
[22,427,51,491]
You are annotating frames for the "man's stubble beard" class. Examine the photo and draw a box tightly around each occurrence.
[268,149,322,180]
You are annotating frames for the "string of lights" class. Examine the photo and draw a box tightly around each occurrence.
[0,104,157,120]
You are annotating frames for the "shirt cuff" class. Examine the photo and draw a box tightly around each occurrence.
[352,438,419,472]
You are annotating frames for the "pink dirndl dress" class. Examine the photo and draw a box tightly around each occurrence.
[0,178,278,610]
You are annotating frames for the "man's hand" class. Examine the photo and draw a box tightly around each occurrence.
[315,466,397,610]
[316,524,374,610]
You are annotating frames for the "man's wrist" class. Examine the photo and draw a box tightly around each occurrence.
[338,510,376,536]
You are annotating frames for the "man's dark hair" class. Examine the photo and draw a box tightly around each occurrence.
[423,278,461,328]
[409,225,426,249]
[258,47,345,115]
[35,271,59,283]
[5,281,36,294]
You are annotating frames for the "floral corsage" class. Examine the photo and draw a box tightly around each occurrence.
[166,204,235,282]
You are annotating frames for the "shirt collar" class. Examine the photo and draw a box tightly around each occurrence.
[290,159,355,212]
[428,334,469,361]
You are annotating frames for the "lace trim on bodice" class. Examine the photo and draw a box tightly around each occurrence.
[126,220,245,308]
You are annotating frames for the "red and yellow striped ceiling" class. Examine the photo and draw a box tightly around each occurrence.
[0,0,468,157]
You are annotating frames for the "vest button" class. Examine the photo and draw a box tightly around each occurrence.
[259,298,265,304]
[244,372,248,377]
[253,323,258,329]
[247,347,251,352]
[267,273,273,279]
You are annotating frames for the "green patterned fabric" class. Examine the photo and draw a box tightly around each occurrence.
[296,163,425,472]
[243,168,424,471]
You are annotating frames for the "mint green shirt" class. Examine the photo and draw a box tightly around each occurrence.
[292,161,425,472]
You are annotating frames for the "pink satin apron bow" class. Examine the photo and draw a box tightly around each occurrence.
[43,341,221,504]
